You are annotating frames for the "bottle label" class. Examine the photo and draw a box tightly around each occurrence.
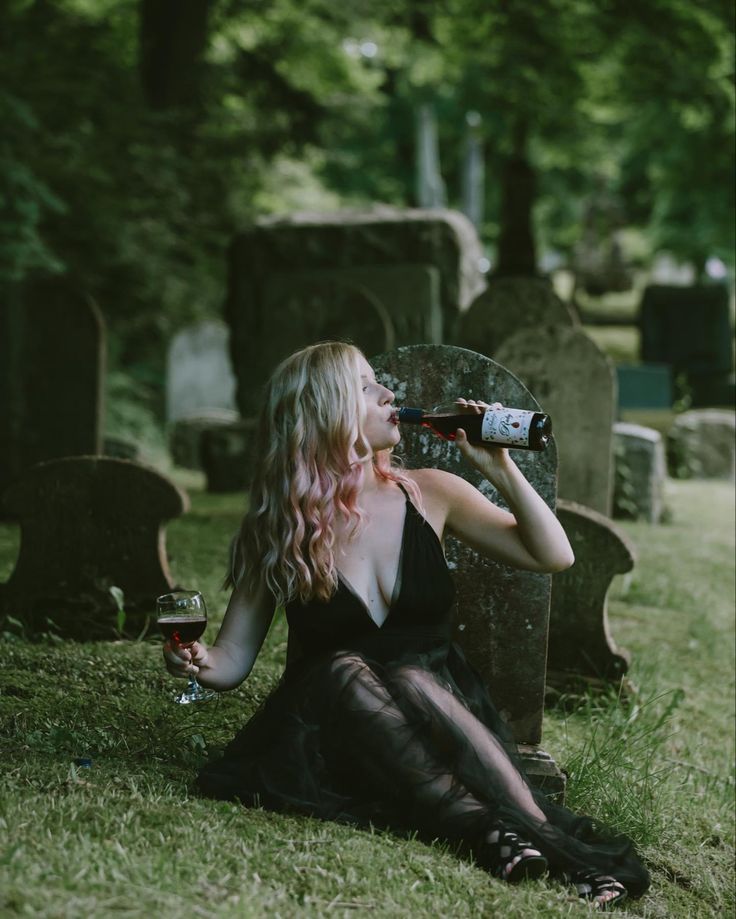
[481,408,536,446]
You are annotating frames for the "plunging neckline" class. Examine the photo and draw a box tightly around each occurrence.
[336,495,410,629]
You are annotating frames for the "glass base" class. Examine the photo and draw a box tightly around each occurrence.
[173,682,217,705]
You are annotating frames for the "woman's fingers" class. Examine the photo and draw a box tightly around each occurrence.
[455,399,503,412]
[163,640,197,677]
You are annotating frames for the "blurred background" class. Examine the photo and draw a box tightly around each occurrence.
[2,0,734,468]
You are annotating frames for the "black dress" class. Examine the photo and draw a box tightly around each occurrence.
[198,486,650,897]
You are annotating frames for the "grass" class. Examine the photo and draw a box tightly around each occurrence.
[1,477,734,918]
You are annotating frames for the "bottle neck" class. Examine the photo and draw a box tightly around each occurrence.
[396,407,425,424]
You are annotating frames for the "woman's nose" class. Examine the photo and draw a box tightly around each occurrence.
[383,387,395,404]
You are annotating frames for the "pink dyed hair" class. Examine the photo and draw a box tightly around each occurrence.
[231,341,421,605]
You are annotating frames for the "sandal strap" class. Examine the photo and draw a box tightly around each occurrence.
[480,822,545,879]
[572,871,626,899]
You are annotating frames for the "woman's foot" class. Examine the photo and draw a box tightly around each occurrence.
[571,870,628,910]
[480,822,548,883]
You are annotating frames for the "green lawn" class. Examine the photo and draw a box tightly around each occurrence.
[1,478,734,918]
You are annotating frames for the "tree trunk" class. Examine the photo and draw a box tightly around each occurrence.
[138,0,212,110]
[494,118,537,277]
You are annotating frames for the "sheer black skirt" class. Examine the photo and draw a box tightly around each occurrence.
[198,639,650,898]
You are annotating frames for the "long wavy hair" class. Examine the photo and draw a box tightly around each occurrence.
[230,341,422,606]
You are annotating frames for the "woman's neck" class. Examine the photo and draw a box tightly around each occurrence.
[358,457,380,494]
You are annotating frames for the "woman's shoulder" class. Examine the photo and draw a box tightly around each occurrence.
[403,467,471,505]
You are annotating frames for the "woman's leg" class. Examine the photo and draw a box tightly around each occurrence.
[388,664,547,823]
[325,653,545,878]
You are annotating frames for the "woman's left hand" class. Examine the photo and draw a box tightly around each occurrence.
[453,399,514,478]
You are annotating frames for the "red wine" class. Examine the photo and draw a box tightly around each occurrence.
[157,616,207,645]
[396,406,551,451]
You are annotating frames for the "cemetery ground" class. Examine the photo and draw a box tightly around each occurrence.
[0,476,733,918]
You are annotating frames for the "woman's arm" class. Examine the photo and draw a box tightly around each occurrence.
[412,404,574,574]
[163,580,275,691]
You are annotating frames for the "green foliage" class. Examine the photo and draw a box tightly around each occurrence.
[0,0,733,426]
[612,437,640,520]
[0,91,65,282]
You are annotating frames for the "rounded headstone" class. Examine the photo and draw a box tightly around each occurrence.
[495,325,616,516]
[0,456,189,638]
[454,276,578,359]
[371,344,558,744]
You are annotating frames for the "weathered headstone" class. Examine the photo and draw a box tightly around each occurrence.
[0,277,105,506]
[166,320,238,422]
[226,208,486,416]
[548,500,634,686]
[495,325,616,517]
[667,410,736,479]
[613,423,667,523]
[370,344,562,791]
[201,419,257,493]
[0,457,188,639]
[169,408,240,470]
[639,284,734,407]
[454,276,578,358]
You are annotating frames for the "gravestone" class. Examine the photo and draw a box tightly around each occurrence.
[226,208,486,416]
[369,344,562,791]
[0,457,189,639]
[667,410,736,479]
[201,419,257,493]
[495,325,616,517]
[170,408,240,470]
[613,423,667,523]
[639,284,734,407]
[0,277,105,506]
[166,320,238,421]
[548,500,634,686]
[454,276,578,358]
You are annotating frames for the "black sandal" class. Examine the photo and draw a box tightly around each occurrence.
[478,822,548,883]
[571,870,628,910]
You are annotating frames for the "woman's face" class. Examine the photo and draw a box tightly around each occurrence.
[357,355,400,452]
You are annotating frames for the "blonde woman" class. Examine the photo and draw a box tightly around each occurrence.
[164,341,648,909]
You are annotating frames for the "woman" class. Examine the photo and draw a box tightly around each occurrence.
[164,341,649,909]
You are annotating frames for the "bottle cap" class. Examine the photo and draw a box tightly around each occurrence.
[74,757,93,768]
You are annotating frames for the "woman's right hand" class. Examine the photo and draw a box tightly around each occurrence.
[163,640,209,679]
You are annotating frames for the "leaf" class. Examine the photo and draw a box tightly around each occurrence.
[109,586,125,612]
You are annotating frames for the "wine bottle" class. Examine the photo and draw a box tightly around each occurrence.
[395,405,552,451]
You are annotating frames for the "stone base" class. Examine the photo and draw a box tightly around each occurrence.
[518,744,567,802]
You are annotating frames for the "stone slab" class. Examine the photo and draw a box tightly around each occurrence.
[0,277,105,505]
[613,422,667,523]
[201,420,257,493]
[667,409,736,479]
[639,284,733,376]
[371,344,558,747]
[225,208,486,416]
[169,409,240,470]
[454,276,578,358]
[0,457,188,638]
[495,325,616,516]
[548,499,634,681]
[166,319,237,421]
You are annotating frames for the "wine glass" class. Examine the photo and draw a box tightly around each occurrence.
[157,589,216,705]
